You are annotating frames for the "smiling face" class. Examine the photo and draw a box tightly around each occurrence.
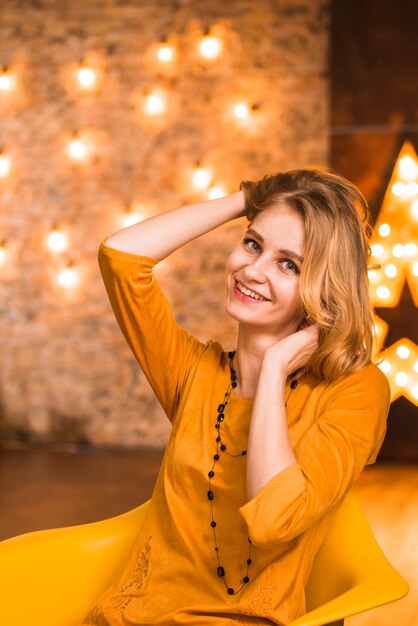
[225,204,305,339]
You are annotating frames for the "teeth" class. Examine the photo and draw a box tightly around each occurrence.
[236,281,267,301]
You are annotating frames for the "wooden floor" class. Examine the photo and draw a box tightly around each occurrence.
[1,443,417,626]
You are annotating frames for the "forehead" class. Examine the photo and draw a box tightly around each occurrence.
[250,205,305,248]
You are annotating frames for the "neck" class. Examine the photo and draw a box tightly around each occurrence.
[233,325,289,399]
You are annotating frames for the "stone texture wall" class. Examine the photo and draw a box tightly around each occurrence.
[0,0,329,448]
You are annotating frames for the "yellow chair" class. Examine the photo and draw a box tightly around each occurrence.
[0,490,408,626]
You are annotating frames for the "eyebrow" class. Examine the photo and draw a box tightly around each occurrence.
[245,228,304,264]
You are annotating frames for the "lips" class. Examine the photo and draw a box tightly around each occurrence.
[234,280,270,302]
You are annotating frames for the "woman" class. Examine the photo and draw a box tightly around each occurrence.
[83,168,389,626]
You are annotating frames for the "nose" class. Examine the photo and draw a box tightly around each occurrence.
[242,255,268,283]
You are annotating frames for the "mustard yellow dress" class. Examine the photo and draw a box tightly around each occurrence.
[82,243,390,626]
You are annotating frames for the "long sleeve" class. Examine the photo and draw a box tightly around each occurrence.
[240,363,390,548]
[98,242,206,423]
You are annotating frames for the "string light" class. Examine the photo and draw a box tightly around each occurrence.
[193,166,212,190]
[47,228,67,253]
[395,372,408,387]
[376,285,391,300]
[234,104,249,119]
[144,90,165,115]
[67,134,89,161]
[198,34,223,59]
[208,186,226,200]
[58,262,79,289]
[76,64,98,89]
[371,243,384,257]
[404,242,417,257]
[0,241,7,267]
[0,151,11,177]
[391,182,405,196]
[392,244,404,258]
[396,345,410,360]
[0,67,16,92]
[157,43,175,63]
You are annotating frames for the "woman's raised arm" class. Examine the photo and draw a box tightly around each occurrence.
[104,191,246,260]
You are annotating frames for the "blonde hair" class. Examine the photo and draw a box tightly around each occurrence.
[240,167,376,382]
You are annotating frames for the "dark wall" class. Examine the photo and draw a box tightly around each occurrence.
[331,0,418,462]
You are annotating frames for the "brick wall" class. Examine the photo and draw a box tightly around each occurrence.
[0,0,329,448]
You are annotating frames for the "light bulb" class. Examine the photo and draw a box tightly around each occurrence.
[0,69,16,92]
[193,167,211,189]
[199,35,223,59]
[391,182,405,196]
[395,372,408,387]
[378,223,391,237]
[378,360,391,374]
[47,229,67,253]
[77,66,97,89]
[208,186,226,199]
[234,104,249,119]
[376,285,391,300]
[144,92,165,115]
[68,137,88,161]
[406,182,418,197]
[404,242,417,257]
[396,345,410,360]
[368,269,377,280]
[384,263,398,278]
[371,243,384,257]
[123,212,143,228]
[392,244,404,258]
[157,45,174,63]
[0,153,11,177]
[58,264,79,289]
[399,156,418,181]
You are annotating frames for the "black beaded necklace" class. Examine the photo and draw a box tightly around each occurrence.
[206,350,300,595]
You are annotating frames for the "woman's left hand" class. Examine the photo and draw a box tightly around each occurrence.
[262,324,320,380]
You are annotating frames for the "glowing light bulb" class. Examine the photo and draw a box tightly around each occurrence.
[368,269,377,280]
[0,69,16,92]
[68,137,88,161]
[371,243,384,257]
[378,360,391,374]
[404,242,417,257]
[376,285,391,300]
[58,264,79,289]
[208,186,226,199]
[412,200,418,219]
[47,229,67,253]
[396,345,410,360]
[234,104,249,119]
[144,92,165,115]
[193,167,211,189]
[0,153,11,177]
[378,223,391,237]
[391,182,405,196]
[399,156,418,181]
[157,45,174,63]
[406,182,418,197]
[199,35,223,59]
[395,372,408,387]
[77,65,97,89]
[412,385,418,400]
[0,244,6,266]
[414,361,418,374]
[392,244,404,258]
[384,263,398,278]
[413,262,418,277]
[123,212,143,227]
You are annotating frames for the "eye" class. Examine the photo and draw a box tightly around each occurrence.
[243,237,261,252]
[279,259,300,274]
